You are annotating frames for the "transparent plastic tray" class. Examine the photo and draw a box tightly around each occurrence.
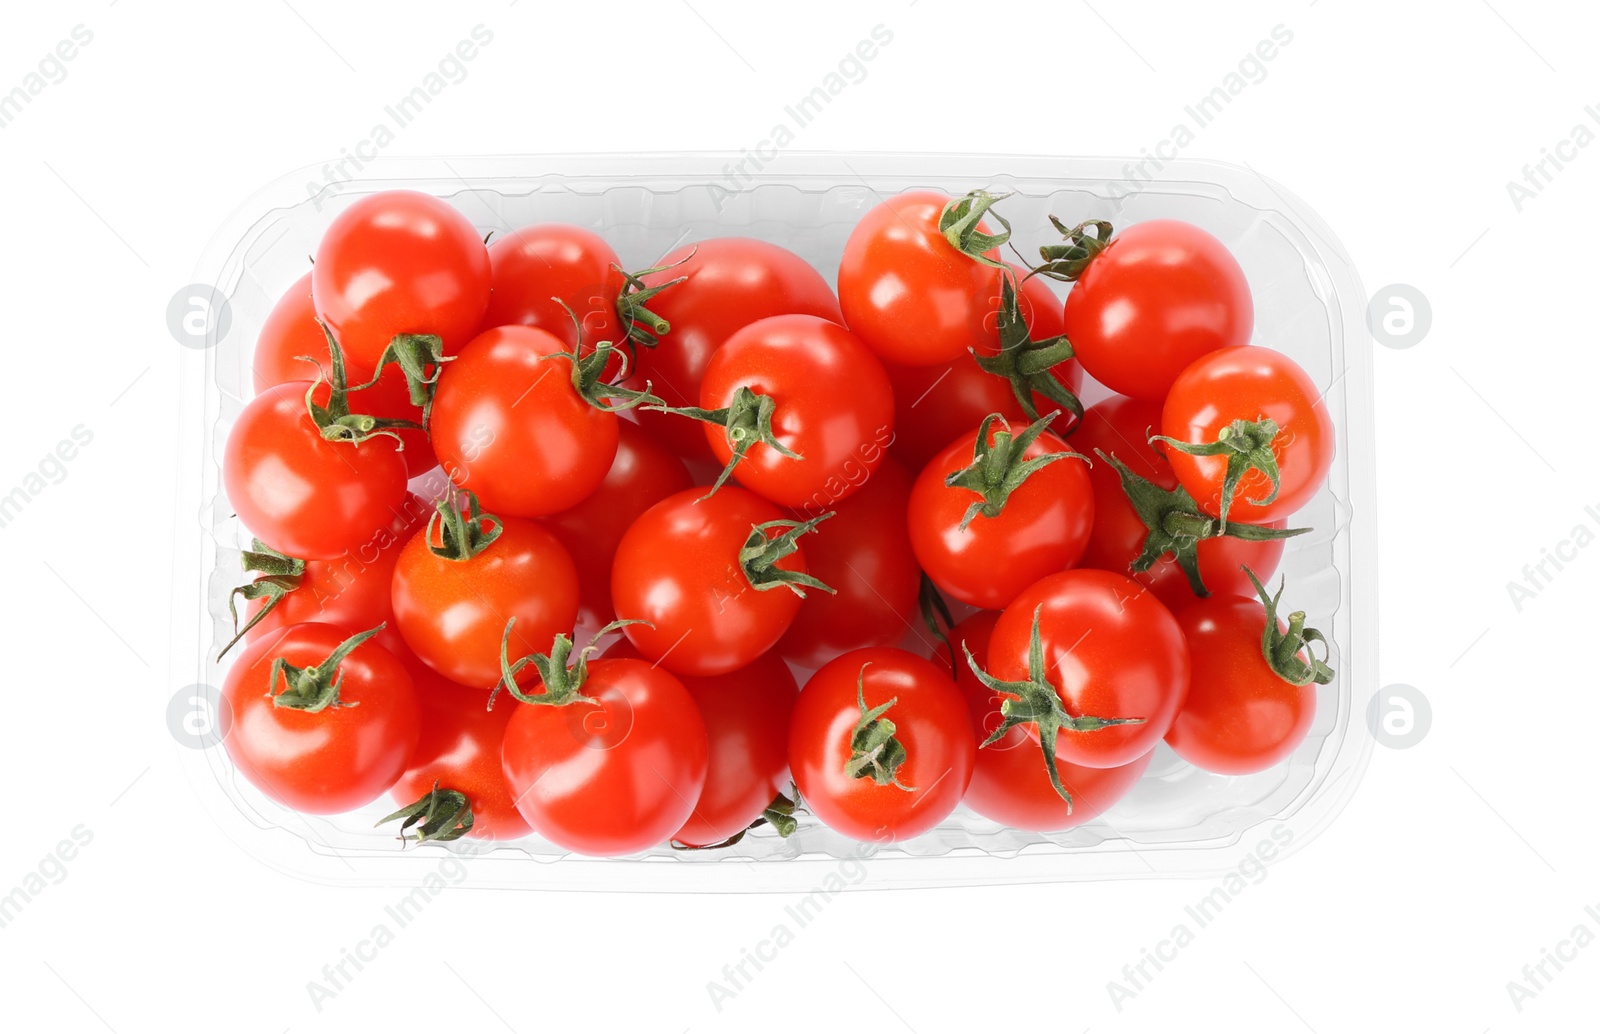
[170,153,1377,890]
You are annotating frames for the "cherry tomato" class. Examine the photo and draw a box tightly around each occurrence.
[621,238,843,461]
[908,416,1094,610]
[544,422,693,629]
[698,314,894,510]
[391,501,580,690]
[430,324,620,517]
[1061,219,1251,401]
[1074,395,1288,610]
[837,189,1002,367]
[222,623,420,814]
[1159,345,1335,525]
[611,487,818,677]
[777,457,919,669]
[312,189,491,371]
[481,223,625,362]
[389,662,531,841]
[985,569,1188,769]
[501,656,708,856]
[224,381,408,560]
[789,647,974,843]
[1165,593,1325,775]
[253,272,436,477]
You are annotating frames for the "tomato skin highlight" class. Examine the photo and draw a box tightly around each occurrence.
[838,189,1002,367]
[1161,345,1335,524]
[908,423,1095,610]
[789,647,974,843]
[699,313,894,510]
[1165,595,1319,774]
[312,189,491,371]
[391,515,580,690]
[222,623,421,814]
[481,223,624,354]
[622,238,843,461]
[430,324,621,517]
[1062,219,1252,401]
[500,658,708,856]
[988,569,1189,769]
[611,487,810,677]
[224,381,409,560]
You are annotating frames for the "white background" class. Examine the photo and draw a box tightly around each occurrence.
[1,0,1596,1030]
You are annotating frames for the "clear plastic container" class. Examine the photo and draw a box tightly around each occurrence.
[170,153,1377,890]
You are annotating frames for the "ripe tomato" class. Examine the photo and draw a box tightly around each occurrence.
[312,189,491,372]
[391,494,580,690]
[544,422,693,629]
[1158,345,1335,525]
[695,314,894,509]
[481,223,624,348]
[1165,582,1333,775]
[1074,395,1290,610]
[252,272,436,477]
[777,456,919,668]
[222,623,420,814]
[224,381,408,560]
[1059,219,1252,401]
[500,641,708,856]
[387,662,530,841]
[620,238,843,461]
[908,414,1094,610]
[837,189,1002,367]
[789,647,974,843]
[981,569,1189,772]
[606,641,797,848]
[430,324,621,517]
[612,487,825,677]
[942,611,1151,830]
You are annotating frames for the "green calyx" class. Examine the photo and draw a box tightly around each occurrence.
[218,539,307,659]
[938,189,1012,267]
[971,272,1084,424]
[670,790,800,851]
[918,573,958,676]
[351,332,449,425]
[426,489,502,562]
[740,514,837,597]
[377,782,474,844]
[1033,217,1115,282]
[845,664,915,791]
[615,250,695,349]
[963,606,1146,806]
[1246,568,1336,687]
[490,617,645,710]
[649,386,796,501]
[265,624,384,712]
[945,412,1084,531]
[303,323,423,445]
[1094,449,1307,598]
[1151,416,1282,530]
[537,337,664,414]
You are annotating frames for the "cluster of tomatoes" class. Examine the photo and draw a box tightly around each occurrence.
[217,186,1336,857]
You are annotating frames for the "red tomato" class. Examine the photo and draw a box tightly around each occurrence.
[612,487,822,677]
[940,612,1151,830]
[789,647,974,842]
[223,382,408,560]
[388,662,531,841]
[984,569,1188,770]
[908,415,1094,610]
[837,189,1002,367]
[1061,219,1252,400]
[501,655,708,856]
[222,623,420,814]
[312,189,491,371]
[252,272,436,477]
[697,314,894,509]
[1074,395,1289,610]
[1159,345,1335,525]
[1165,591,1330,775]
[481,223,625,358]
[621,238,843,461]
[391,500,580,690]
[777,457,919,668]
[543,422,694,629]
[430,324,621,517]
